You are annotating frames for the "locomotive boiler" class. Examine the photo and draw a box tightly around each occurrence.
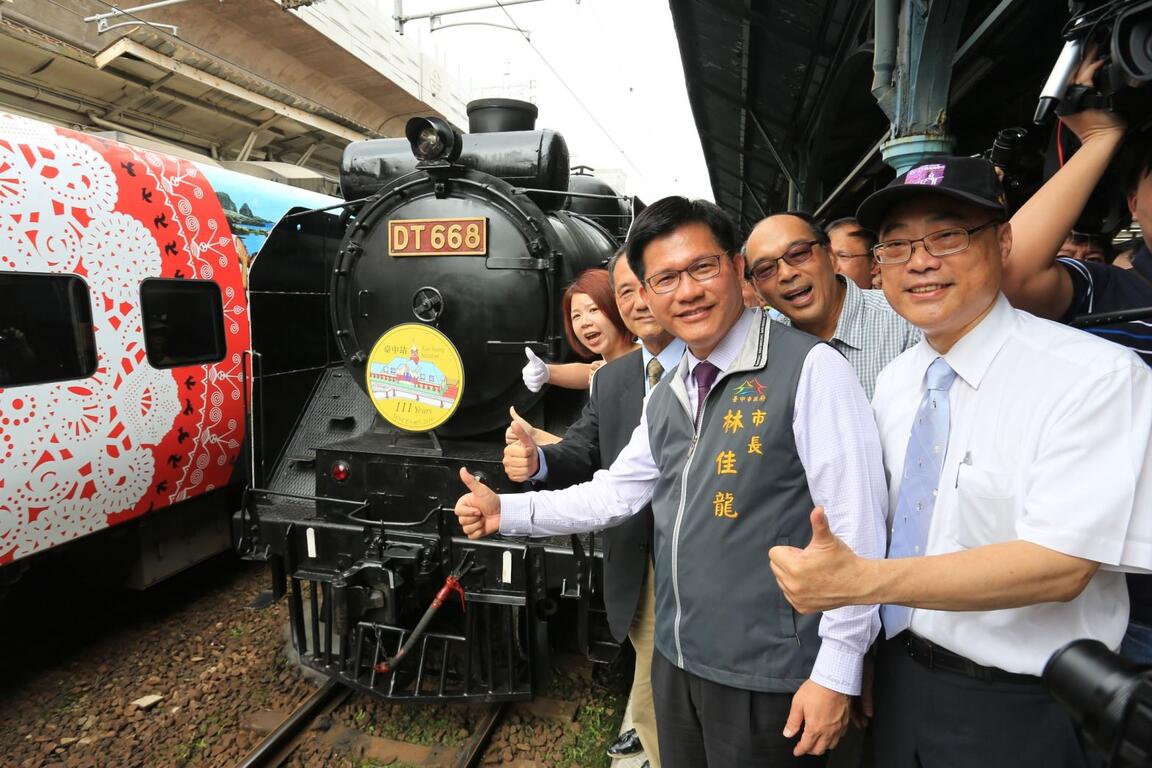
[237,99,627,702]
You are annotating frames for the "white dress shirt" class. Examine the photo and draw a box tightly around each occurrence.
[872,294,1152,675]
[501,309,888,695]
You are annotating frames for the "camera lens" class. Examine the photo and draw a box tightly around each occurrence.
[1112,1,1152,82]
[1044,639,1146,753]
[989,127,1028,167]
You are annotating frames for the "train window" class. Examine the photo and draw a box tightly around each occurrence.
[0,272,97,388]
[140,279,226,368]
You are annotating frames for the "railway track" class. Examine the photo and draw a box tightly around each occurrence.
[0,559,624,767]
[235,681,507,768]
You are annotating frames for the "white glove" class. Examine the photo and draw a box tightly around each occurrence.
[521,347,549,392]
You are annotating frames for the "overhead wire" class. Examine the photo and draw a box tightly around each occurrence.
[40,0,653,186]
[492,0,649,186]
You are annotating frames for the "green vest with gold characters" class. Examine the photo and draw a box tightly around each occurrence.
[646,311,821,693]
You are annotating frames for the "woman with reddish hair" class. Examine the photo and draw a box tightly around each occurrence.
[521,267,637,392]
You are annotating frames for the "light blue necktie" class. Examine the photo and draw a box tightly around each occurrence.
[881,357,958,638]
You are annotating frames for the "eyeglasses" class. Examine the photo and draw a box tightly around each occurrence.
[747,240,819,284]
[872,220,1001,265]
[645,254,725,295]
[835,251,872,261]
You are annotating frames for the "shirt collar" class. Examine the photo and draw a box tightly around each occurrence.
[908,293,1013,389]
[686,307,756,378]
[641,337,686,384]
[654,337,686,376]
[830,275,865,350]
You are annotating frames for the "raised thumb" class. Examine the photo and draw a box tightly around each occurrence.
[459,466,487,494]
[509,404,533,433]
[510,418,534,448]
[808,506,833,546]
[524,346,540,363]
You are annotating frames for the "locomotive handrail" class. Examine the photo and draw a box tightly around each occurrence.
[250,487,370,510]
[256,363,338,378]
[257,349,270,489]
[244,349,263,488]
[511,187,632,200]
[347,500,446,528]
[355,176,429,213]
[281,195,374,219]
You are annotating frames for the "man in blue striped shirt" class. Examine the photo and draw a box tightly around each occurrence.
[743,213,920,399]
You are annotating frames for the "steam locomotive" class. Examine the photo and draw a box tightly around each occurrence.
[236,99,630,702]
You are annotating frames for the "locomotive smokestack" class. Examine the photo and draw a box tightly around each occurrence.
[466,98,538,133]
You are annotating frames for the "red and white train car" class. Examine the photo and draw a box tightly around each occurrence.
[0,110,328,587]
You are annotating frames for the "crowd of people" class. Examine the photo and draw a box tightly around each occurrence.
[456,93,1152,767]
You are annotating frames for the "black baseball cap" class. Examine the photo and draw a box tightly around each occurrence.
[856,156,1008,232]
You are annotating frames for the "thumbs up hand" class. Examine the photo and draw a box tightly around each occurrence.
[521,347,550,392]
[503,406,541,482]
[504,405,535,444]
[455,467,501,539]
[768,507,863,614]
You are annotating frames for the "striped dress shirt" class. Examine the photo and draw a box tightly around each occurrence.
[777,275,921,399]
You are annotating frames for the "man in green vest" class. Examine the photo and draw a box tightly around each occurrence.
[455,196,887,767]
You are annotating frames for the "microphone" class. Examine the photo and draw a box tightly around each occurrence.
[1034,38,1085,124]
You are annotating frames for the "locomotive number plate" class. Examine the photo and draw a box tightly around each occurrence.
[388,217,487,257]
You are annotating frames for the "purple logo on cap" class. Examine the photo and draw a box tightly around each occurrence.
[906,164,946,186]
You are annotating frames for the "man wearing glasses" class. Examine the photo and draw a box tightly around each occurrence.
[768,157,1152,767]
[826,218,878,291]
[455,196,888,766]
[743,213,919,398]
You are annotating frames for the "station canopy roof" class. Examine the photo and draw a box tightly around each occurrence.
[0,0,450,180]
[667,0,1068,230]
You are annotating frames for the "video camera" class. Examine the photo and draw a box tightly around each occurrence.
[1044,639,1152,766]
[1035,0,1152,124]
[982,127,1045,216]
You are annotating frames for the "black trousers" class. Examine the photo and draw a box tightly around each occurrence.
[651,650,829,768]
[871,636,1097,768]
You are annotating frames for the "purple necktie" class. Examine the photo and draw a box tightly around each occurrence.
[693,361,719,426]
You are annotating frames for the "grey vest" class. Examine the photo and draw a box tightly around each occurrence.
[646,312,820,692]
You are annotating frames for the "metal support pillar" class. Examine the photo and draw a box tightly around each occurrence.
[873,0,970,174]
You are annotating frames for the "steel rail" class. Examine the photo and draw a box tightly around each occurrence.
[234,680,349,768]
[453,702,508,768]
[233,680,507,767]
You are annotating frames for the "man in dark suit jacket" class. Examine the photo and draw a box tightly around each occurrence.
[505,249,683,767]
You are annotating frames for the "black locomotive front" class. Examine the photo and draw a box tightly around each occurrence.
[237,99,625,703]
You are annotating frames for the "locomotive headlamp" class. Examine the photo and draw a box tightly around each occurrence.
[405,116,463,163]
[416,126,443,157]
